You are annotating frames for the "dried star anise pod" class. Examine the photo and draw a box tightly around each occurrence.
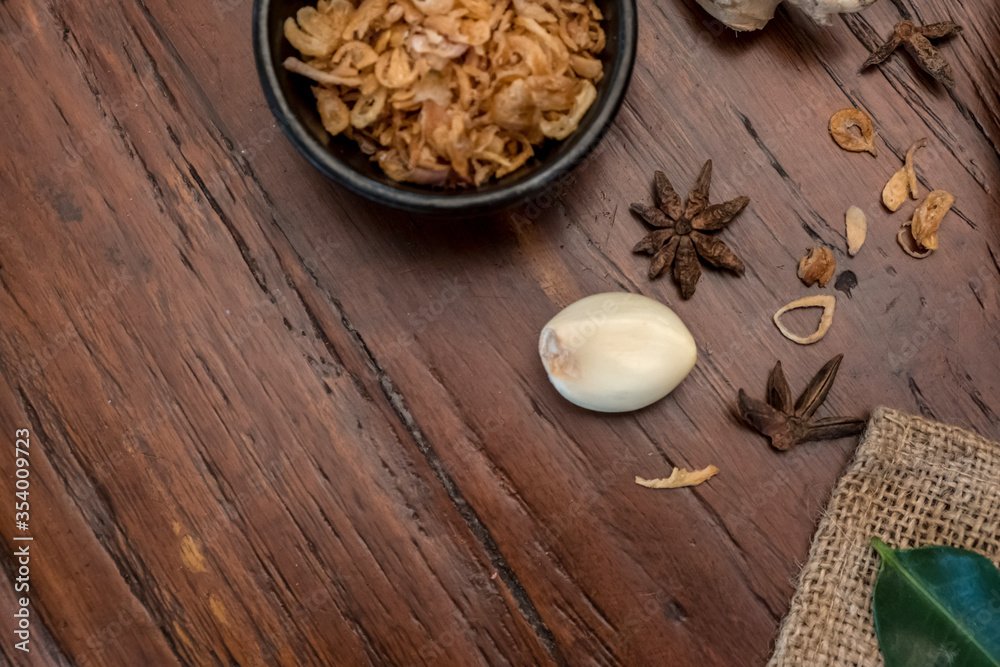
[737,354,867,451]
[860,19,964,88]
[631,160,749,299]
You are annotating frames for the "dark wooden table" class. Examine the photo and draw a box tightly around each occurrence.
[1,0,998,664]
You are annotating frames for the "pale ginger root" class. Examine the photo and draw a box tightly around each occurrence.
[695,0,876,31]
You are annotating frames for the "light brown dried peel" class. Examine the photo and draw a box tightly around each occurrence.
[882,138,926,211]
[904,138,926,196]
[910,189,954,251]
[635,465,718,489]
[846,206,866,255]
[882,169,909,212]
[897,222,933,259]
[774,295,836,345]
[798,246,836,287]
[829,109,877,157]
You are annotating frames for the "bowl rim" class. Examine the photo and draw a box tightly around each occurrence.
[252,0,637,215]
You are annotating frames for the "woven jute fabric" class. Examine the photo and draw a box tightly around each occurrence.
[769,406,1000,666]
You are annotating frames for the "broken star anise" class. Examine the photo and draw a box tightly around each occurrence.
[631,160,749,300]
[737,354,867,451]
[860,19,964,88]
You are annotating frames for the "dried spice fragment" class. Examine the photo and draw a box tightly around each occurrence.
[846,206,867,255]
[897,222,934,259]
[882,170,909,212]
[737,355,867,451]
[798,246,836,287]
[910,189,954,250]
[830,109,878,157]
[631,161,750,299]
[861,20,964,88]
[904,138,926,197]
[882,138,927,211]
[774,295,836,345]
[635,465,718,489]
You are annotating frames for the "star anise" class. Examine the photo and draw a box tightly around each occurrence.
[737,354,867,451]
[631,160,749,300]
[860,19,964,88]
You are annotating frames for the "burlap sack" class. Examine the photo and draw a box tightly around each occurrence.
[769,406,1000,666]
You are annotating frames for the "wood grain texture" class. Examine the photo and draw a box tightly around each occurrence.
[0,0,997,664]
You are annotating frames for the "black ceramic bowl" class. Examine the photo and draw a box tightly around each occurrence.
[253,0,636,216]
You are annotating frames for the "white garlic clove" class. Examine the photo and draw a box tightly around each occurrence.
[538,293,697,413]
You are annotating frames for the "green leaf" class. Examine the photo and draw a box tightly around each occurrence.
[871,537,1000,667]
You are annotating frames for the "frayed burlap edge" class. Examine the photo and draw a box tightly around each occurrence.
[768,406,1000,667]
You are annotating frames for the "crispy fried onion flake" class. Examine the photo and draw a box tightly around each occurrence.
[283,0,606,187]
[635,465,719,489]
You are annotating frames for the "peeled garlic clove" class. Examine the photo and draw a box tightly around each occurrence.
[538,293,697,413]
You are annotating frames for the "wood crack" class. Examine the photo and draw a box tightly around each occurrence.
[906,376,936,419]
[690,490,783,623]
[185,161,269,294]
[282,275,348,370]
[129,25,180,112]
[734,109,792,182]
[988,243,1000,278]
[324,292,566,663]
[735,110,843,243]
